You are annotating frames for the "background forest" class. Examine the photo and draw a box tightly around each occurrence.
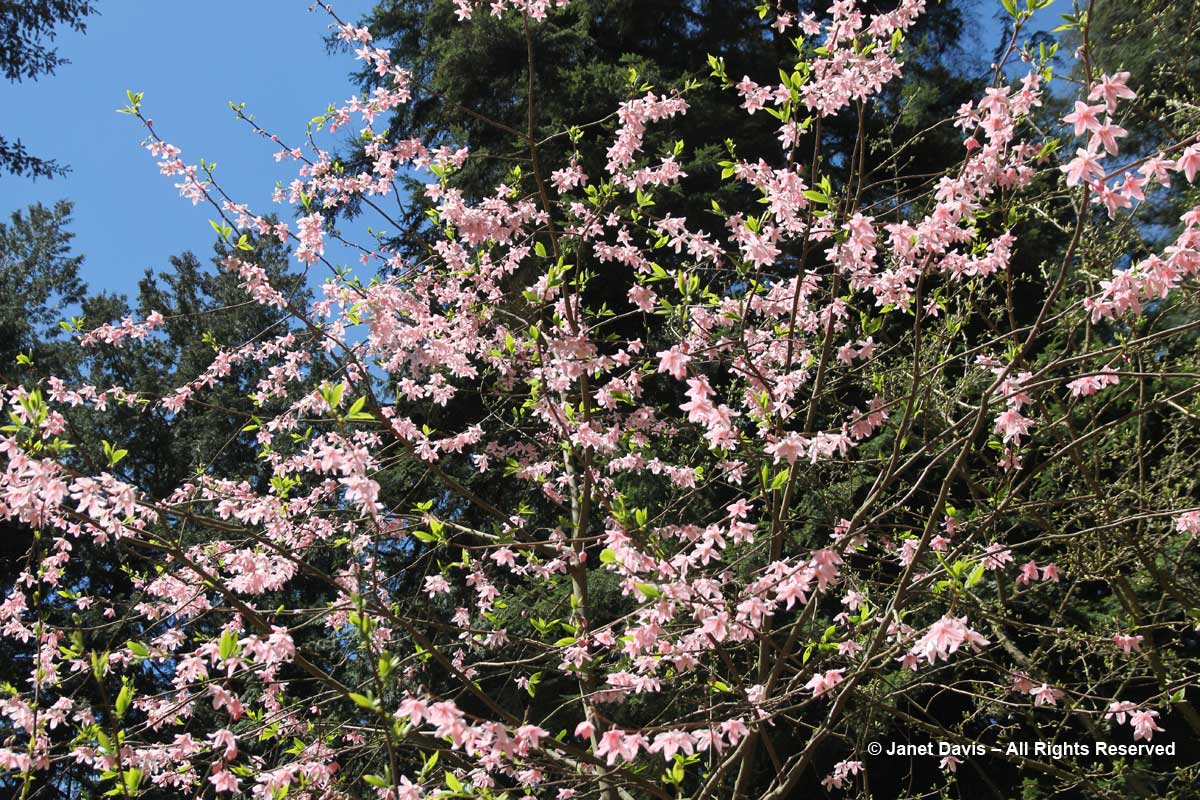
[2,0,1200,798]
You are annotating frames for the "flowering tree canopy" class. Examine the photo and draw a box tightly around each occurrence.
[2,1,1200,798]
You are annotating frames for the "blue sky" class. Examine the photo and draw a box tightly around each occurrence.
[5,0,375,301]
[4,0,1028,304]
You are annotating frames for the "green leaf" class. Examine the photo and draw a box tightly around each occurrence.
[599,548,616,564]
[91,651,108,680]
[321,381,346,410]
[636,582,662,599]
[122,767,143,794]
[218,629,239,661]
[534,241,547,258]
[208,219,233,240]
[115,682,133,719]
[348,692,379,712]
[102,440,128,467]
[346,395,374,420]
[444,770,463,793]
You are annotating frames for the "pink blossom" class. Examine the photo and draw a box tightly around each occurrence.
[806,668,845,697]
[994,408,1033,444]
[1015,561,1040,586]
[1089,121,1128,156]
[1178,144,1200,183]
[295,212,326,264]
[209,728,238,761]
[209,767,240,793]
[595,729,641,765]
[656,347,691,380]
[1130,709,1165,741]
[821,759,863,790]
[1061,147,1105,187]
[1112,633,1144,656]
[424,575,451,597]
[1063,101,1106,135]
[1140,154,1175,187]
[1030,683,1061,707]
[1088,72,1136,112]
[491,547,518,569]
[1105,700,1138,724]
[910,615,990,664]
[1067,369,1120,397]
[649,730,695,761]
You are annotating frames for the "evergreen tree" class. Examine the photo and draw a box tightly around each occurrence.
[334,0,983,251]
[0,0,97,179]
[0,206,324,798]
[0,201,87,368]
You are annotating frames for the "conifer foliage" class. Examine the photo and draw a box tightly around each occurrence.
[2,1,1200,798]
